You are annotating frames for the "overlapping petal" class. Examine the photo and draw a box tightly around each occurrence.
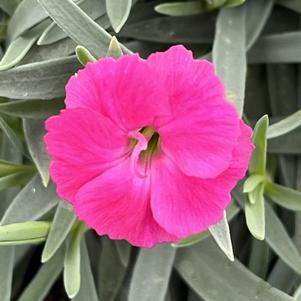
[150,154,226,237]
[147,45,226,116]
[44,108,129,201]
[147,45,240,178]
[217,121,254,183]
[150,122,253,238]
[65,55,170,131]
[158,100,240,178]
[73,159,179,247]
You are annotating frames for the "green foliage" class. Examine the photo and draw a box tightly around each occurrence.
[129,244,176,301]
[63,221,87,298]
[75,45,96,65]
[38,0,131,58]
[155,0,245,17]
[37,0,108,46]
[41,201,76,263]
[0,20,50,71]
[249,115,269,175]
[175,238,294,301]
[212,4,246,116]
[107,36,123,59]
[0,0,300,300]
[245,183,265,240]
[106,0,132,32]
[0,221,50,245]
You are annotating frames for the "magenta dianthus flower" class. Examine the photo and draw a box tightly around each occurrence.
[44,45,253,248]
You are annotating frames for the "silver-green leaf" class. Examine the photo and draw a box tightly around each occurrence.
[265,181,301,211]
[209,211,234,261]
[42,201,76,263]
[245,183,265,240]
[129,244,176,301]
[106,0,132,33]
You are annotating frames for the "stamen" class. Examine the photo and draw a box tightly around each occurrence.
[128,128,160,178]
[128,131,148,178]
[140,126,155,139]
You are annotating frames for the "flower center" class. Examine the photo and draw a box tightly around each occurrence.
[129,126,160,177]
[139,127,160,158]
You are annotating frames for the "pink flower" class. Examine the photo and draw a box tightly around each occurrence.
[45,45,253,248]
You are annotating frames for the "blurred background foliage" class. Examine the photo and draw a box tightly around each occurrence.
[0,0,301,300]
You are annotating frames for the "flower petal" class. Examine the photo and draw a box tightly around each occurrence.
[45,108,129,201]
[73,159,179,248]
[218,121,254,182]
[66,55,170,131]
[150,121,253,238]
[147,45,225,116]
[150,154,227,237]
[147,45,241,178]
[158,100,240,178]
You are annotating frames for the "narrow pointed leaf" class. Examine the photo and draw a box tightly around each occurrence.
[265,181,301,211]
[0,247,14,301]
[64,222,86,299]
[42,201,76,263]
[1,176,59,225]
[23,119,50,187]
[248,239,270,279]
[249,115,269,175]
[175,238,294,301]
[107,36,123,59]
[0,117,23,154]
[0,171,35,192]
[7,0,48,41]
[209,211,234,261]
[38,15,111,46]
[0,221,50,244]
[0,21,50,71]
[243,174,265,193]
[114,240,132,268]
[18,246,64,301]
[0,160,34,177]
[106,0,132,32]
[245,0,274,50]
[38,0,107,45]
[0,56,81,100]
[37,0,110,46]
[97,237,130,301]
[245,184,265,240]
[76,45,96,65]
[129,244,176,301]
[234,187,301,275]
[155,2,205,17]
[268,108,301,139]
[265,203,301,275]
[248,32,301,64]
[213,5,246,116]
[38,0,131,58]
[248,182,265,205]
[72,239,99,301]
[0,99,64,119]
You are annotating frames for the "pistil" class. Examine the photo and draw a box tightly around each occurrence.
[129,127,160,177]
